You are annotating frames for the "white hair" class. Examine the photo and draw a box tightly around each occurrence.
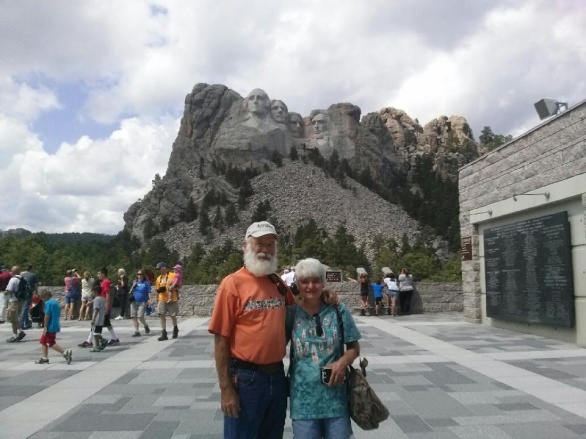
[118,268,126,276]
[294,258,326,284]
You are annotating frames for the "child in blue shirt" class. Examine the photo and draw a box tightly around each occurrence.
[35,290,72,364]
[371,280,385,317]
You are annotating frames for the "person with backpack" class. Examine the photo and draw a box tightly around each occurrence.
[0,265,12,324]
[5,266,30,343]
[20,265,39,330]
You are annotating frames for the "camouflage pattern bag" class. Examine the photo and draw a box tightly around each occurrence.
[347,357,389,430]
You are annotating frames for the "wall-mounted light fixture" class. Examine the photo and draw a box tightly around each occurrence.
[534,99,568,120]
[513,192,550,202]
[463,210,492,218]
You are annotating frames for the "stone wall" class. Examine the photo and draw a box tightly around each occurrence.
[459,100,586,329]
[40,282,462,317]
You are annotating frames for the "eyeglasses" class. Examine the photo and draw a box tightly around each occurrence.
[137,273,144,275]
[313,314,323,337]
[267,273,288,297]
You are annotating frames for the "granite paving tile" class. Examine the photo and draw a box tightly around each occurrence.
[447,425,513,439]
[5,315,586,438]
[51,413,157,432]
[140,421,181,439]
[499,422,582,439]
[391,415,434,433]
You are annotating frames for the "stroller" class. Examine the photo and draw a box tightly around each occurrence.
[30,294,44,327]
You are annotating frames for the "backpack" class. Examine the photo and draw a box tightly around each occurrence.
[15,276,32,301]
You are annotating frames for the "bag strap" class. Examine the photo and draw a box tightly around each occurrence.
[333,304,345,355]
[334,304,368,377]
[286,305,297,379]
[266,273,289,297]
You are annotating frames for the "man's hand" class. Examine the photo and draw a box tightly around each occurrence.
[220,383,240,418]
[321,288,339,306]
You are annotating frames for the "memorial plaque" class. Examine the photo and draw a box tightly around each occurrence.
[461,236,473,261]
[326,270,342,283]
[484,212,574,327]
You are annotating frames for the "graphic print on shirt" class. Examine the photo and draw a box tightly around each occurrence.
[293,312,339,365]
[243,297,287,311]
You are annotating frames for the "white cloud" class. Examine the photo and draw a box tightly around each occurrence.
[0,116,179,233]
[0,0,584,233]
[0,78,61,122]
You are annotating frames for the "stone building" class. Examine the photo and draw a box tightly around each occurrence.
[459,99,586,344]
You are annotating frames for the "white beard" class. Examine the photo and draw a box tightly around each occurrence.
[244,245,278,277]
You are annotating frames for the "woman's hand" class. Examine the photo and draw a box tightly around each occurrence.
[325,358,348,387]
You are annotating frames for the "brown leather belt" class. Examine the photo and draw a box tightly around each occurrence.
[231,358,283,375]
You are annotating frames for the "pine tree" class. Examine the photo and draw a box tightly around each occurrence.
[224,203,238,226]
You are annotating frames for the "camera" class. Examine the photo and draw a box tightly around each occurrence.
[320,367,332,384]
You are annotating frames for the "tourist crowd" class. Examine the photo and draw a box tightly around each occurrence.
[0,262,184,364]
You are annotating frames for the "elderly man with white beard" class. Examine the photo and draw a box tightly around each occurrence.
[209,221,296,438]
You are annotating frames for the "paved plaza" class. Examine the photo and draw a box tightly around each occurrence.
[2,312,586,438]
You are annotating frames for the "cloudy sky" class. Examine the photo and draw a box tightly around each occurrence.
[1,0,584,234]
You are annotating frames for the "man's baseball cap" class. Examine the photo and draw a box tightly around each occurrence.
[245,221,278,239]
[156,262,167,269]
[0,265,7,271]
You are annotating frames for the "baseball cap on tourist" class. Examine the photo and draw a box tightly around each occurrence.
[0,265,7,271]
[245,221,279,239]
[156,262,167,269]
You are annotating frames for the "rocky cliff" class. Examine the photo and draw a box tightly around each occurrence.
[123,83,479,259]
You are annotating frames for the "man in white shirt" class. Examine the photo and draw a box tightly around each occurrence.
[5,266,27,342]
[282,267,296,287]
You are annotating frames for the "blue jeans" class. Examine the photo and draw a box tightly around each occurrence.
[224,368,287,439]
[292,416,353,439]
[19,297,32,329]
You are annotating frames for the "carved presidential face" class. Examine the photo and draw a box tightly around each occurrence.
[311,113,328,136]
[246,89,270,116]
[288,112,303,137]
[270,100,288,123]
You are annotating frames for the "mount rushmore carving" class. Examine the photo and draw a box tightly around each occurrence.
[124,83,479,256]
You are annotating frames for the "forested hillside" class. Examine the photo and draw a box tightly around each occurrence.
[0,224,460,286]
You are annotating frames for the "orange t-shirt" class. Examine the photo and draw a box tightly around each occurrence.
[208,267,296,365]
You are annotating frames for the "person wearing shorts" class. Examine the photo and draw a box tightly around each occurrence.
[5,266,26,343]
[154,262,179,341]
[358,273,369,316]
[36,290,72,364]
[79,271,95,321]
[90,285,106,352]
[130,270,151,337]
[371,279,385,316]
[384,273,399,316]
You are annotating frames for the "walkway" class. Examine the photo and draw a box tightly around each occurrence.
[2,313,586,438]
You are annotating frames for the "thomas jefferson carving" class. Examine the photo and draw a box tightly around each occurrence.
[270,100,288,124]
[288,112,303,138]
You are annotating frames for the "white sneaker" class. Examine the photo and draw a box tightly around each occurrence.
[114,316,124,320]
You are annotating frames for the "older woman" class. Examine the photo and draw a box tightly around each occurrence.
[287,258,361,439]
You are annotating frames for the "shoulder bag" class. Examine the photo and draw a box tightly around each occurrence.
[334,305,390,430]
